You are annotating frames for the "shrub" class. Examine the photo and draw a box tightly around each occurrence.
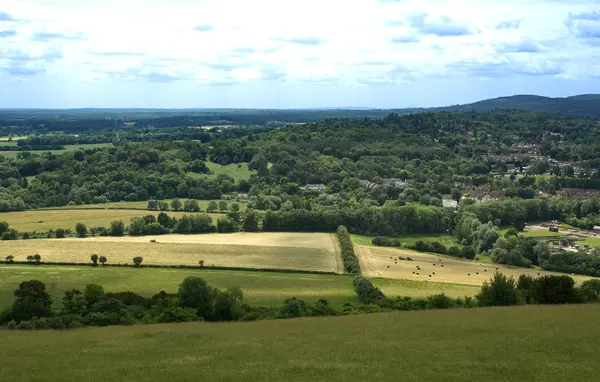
[55,228,66,239]
[448,246,460,257]
[459,246,476,259]
[353,276,386,304]
[532,275,578,304]
[337,226,360,273]
[90,254,99,266]
[75,223,87,238]
[372,237,401,247]
[110,220,125,236]
[132,256,144,266]
[7,320,17,330]
[16,320,33,330]
[426,293,454,309]
[580,279,600,302]
[279,297,308,318]
[476,272,519,307]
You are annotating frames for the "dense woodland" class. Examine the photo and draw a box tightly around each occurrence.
[2,109,600,275]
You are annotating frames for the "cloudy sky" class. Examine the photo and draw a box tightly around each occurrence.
[1,0,600,108]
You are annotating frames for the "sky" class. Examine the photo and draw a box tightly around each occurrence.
[1,0,600,109]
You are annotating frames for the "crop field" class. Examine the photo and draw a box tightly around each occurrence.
[0,209,221,232]
[206,161,255,180]
[1,304,600,381]
[38,199,248,211]
[356,245,598,286]
[1,233,342,272]
[0,143,114,158]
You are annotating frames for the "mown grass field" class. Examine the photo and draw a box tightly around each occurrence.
[0,209,222,232]
[0,265,356,309]
[2,304,600,381]
[38,199,248,211]
[206,161,255,180]
[0,143,113,158]
[1,233,341,272]
[355,245,597,286]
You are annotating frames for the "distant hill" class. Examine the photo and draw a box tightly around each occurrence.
[433,94,600,119]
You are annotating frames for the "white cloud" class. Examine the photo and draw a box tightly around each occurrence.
[0,0,599,106]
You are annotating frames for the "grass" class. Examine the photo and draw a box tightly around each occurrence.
[0,209,222,232]
[0,143,113,158]
[1,232,340,272]
[355,244,598,286]
[0,264,482,311]
[1,305,600,381]
[351,233,459,248]
[206,161,256,181]
[38,199,248,211]
[578,237,600,248]
[522,230,564,238]
[0,265,356,310]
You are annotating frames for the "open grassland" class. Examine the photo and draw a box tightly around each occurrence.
[0,266,356,309]
[0,265,477,310]
[1,233,341,272]
[206,161,255,180]
[38,199,248,211]
[352,233,460,248]
[356,245,597,286]
[0,143,113,158]
[2,305,600,381]
[0,209,222,232]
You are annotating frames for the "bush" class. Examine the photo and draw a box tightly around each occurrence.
[337,226,360,273]
[55,228,66,239]
[532,275,578,304]
[16,320,33,330]
[448,246,460,257]
[414,240,447,255]
[372,237,401,247]
[353,276,386,304]
[580,279,600,302]
[110,220,125,236]
[7,320,17,330]
[476,272,520,307]
[426,293,454,309]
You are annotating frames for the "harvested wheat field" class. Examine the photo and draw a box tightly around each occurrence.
[356,245,598,286]
[1,233,341,273]
[0,209,221,232]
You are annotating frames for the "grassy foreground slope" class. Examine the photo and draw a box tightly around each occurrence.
[2,305,600,381]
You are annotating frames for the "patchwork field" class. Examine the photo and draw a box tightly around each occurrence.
[0,209,222,232]
[2,304,600,381]
[356,245,597,286]
[1,233,342,272]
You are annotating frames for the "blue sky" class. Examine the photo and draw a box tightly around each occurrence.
[1,0,600,108]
